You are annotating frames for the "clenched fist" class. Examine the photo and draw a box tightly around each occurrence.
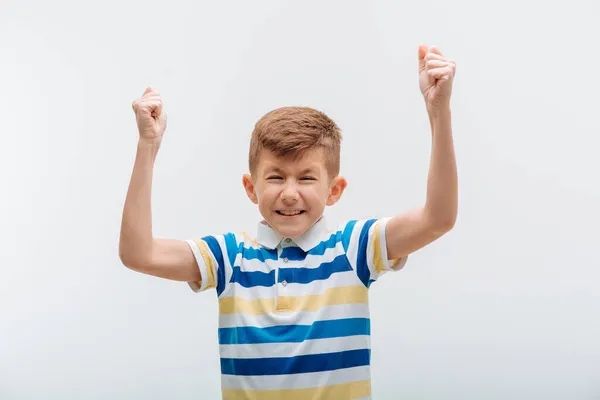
[418,45,456,116]
[131,87,167,143]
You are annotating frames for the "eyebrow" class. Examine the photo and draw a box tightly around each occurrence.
[265,167,285,175]
[264,167,317,175]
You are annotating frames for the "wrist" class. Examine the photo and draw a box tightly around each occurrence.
[428,107,452,126]
[138,137,162,148]
[137,137,162,159]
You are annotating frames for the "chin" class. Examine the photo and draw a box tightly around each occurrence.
[273,224,307,239]
[269,217,313,239]
[289,228,311,239]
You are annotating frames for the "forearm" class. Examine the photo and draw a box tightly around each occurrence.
[424,108,457,230]
[119,139,161,268]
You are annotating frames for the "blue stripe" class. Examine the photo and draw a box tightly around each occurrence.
[342,220,356,252]
[357,219,377,288]
[230,267,275,288]
[241,246,278,262]
[202,235,226,296]
[221,348,370,376]
[278,254,352,285]
[306,232,340,256]
[223,233,238,267]
[280,246,306,261]
[219,318,370,345]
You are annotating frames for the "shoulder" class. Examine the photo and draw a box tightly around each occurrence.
[334,218,384,251]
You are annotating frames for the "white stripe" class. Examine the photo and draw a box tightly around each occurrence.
[366,222,376,279]
[219,283,273,301]
[185,240,208,292]
[377,217,391,267]
[221,365,371,391]
[372,217,408,280]
[219,302,370,329]
[234,241,345,272]
[301,241,346,268]
[232,255,277,273]
[219,334,371,359]
[215,234,235,297]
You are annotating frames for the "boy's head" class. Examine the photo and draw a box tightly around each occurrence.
[243,106,347,239]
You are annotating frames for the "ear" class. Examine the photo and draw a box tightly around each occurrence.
[242,174,258,204]
[326,176,347,206]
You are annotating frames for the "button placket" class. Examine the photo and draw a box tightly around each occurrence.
[274,246,282,311]
[277,275,290,311]
[276,242,294,311]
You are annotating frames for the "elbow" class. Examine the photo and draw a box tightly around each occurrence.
[434,216,456,235]
[424,203,457,236]
[119,244,150,273]
[428,213,457,236]
[119,248,137,270]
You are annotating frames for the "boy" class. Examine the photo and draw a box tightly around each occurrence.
[119,44,457,399]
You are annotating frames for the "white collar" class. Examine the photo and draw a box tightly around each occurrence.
[256,216,329,252]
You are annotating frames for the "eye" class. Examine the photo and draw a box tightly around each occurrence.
[267,175,283,180]
[300,176,316,181]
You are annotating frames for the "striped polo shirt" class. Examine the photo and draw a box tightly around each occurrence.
[186,216,407,400]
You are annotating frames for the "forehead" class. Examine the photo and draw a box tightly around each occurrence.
[257,148,327,172]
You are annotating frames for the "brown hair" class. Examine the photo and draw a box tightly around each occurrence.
[249,106,342,177]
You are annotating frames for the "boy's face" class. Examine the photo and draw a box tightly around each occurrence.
[243,148,347,239]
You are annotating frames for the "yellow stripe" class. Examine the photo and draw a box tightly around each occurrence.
[219,285,368,316]
[194,239,216,289]
[372,220,386,273]
[223,379,371,400]
[242,232,260,248]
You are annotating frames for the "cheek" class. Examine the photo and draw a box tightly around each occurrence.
[256,185,278,203]
[299,186,327,206]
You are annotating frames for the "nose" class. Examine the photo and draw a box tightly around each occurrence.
[281,181,299,203]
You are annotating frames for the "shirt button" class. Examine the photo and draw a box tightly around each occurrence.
[285,238,292,243]
[282,280,288,287]
[282,258,288,263]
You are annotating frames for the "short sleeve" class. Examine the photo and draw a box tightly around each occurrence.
[342,217,408,288]
[185,233,237,296]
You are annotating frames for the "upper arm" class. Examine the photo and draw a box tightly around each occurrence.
[343,218,407,288]
[127,238,201,283]
[385,206,453,260]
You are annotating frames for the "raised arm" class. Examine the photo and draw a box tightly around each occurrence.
[386,45,458,260]
[119,87,200,282]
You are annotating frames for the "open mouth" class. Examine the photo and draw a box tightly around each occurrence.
[276,210,305,216]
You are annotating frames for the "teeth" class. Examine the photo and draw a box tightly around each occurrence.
[279,210,302,216]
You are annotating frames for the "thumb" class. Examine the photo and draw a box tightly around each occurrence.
[143,86,154,95]
[418,44,427,71]
[428,45,444,56]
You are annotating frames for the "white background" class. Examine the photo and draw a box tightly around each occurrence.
[1,0,599,398]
